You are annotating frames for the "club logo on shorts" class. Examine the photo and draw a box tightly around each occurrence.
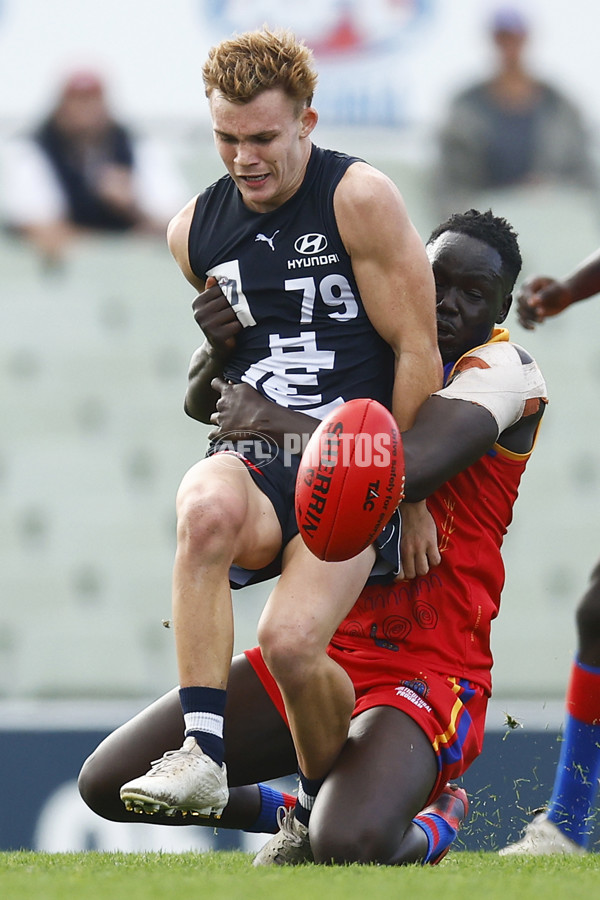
[395,678,432,711]
[400,678,429,698]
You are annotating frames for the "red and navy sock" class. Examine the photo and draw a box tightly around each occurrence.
[244,784,297,834]
[547,657,600,847]
[179,686,226,767]
[413,784,468,864]
[294,769,325,827]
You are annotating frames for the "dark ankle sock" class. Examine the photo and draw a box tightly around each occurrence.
[179,685,226,767]
[295,769,324,827]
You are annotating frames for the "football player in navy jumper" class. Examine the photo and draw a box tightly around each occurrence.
[118,27,441,825]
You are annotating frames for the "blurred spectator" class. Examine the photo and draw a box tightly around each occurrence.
[1,70,187,265]
[435,6,597,216]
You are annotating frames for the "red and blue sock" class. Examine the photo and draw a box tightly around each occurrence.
[244,784,297,834]
[413,783,469,864]
[547,658,600,848]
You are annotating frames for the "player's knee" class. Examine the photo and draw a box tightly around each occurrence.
[176,480,245,558]
[257,618,319,690]
[78,752,121,821]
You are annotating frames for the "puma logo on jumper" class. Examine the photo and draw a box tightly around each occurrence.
[255,230,280,251]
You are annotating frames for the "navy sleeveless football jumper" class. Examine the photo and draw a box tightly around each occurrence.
[188,145,394,418]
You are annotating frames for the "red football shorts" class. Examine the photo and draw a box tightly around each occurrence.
[245,642,488,802]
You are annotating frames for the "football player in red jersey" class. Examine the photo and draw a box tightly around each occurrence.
[80,209,547,865]
[500,247,600,856]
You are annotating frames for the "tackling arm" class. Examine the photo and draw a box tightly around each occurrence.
[168,200,243,423]
[185,344,229,423]
[402,396,498,502]
[208,377,499,500]
[207,378,318,448]
[207,340,545,502]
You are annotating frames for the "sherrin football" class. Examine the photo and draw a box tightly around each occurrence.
[295,398,405,562]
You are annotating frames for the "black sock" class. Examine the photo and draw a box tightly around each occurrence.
[179,685,226,767]
[295,769,324,827]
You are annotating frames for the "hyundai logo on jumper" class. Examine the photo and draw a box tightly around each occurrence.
[289,233,339,269]
[294,233,328,254]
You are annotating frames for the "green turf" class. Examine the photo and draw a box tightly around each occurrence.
[2,851,599,900]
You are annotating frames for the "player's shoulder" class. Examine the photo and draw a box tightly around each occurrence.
[459,339,538,370]
[335,160,405,232]
[351,159,396,187]
[337,159,397,201]
[166,194,198,248]
[451,338,547,397]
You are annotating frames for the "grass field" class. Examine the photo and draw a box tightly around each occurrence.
[2,850,599,900]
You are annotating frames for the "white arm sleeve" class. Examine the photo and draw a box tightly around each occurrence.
[434,341,547,433]
[1,138,66,225]
[132,138,189,222]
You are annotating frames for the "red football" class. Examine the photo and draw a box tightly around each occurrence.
[295,398,405,562]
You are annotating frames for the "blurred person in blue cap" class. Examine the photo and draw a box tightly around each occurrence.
[1,70,187,266]
[435,6,597,216]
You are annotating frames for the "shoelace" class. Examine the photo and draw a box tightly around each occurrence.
[147,747,191,774]
[276,807,305,846]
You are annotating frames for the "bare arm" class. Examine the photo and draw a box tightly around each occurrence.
[167,196,206,291]
[168,200,243,423]
[334,163,442,430]
[207,377,318,448]
[402,395,499,501]
[517,246,600,330]
[184,278,243,423]
[184,344,230,423]
[209,379,503,491]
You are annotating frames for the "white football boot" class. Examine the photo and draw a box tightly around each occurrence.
[252,807,313,866]
[120,736,228,818]
[499,811,586,856]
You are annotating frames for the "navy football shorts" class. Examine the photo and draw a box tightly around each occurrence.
[207,439,401,589]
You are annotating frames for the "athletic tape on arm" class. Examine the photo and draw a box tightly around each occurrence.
[435,342,547,433]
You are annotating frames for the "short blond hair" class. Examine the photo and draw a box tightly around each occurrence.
[202,27,318,108]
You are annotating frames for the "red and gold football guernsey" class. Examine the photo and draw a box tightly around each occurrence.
[331,328,547,694]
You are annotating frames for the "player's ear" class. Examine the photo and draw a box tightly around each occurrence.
[299,105,318,138]
[497,293,512,323]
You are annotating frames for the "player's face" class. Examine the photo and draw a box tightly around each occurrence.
[427,232,511,365]
[209,88,318,213]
